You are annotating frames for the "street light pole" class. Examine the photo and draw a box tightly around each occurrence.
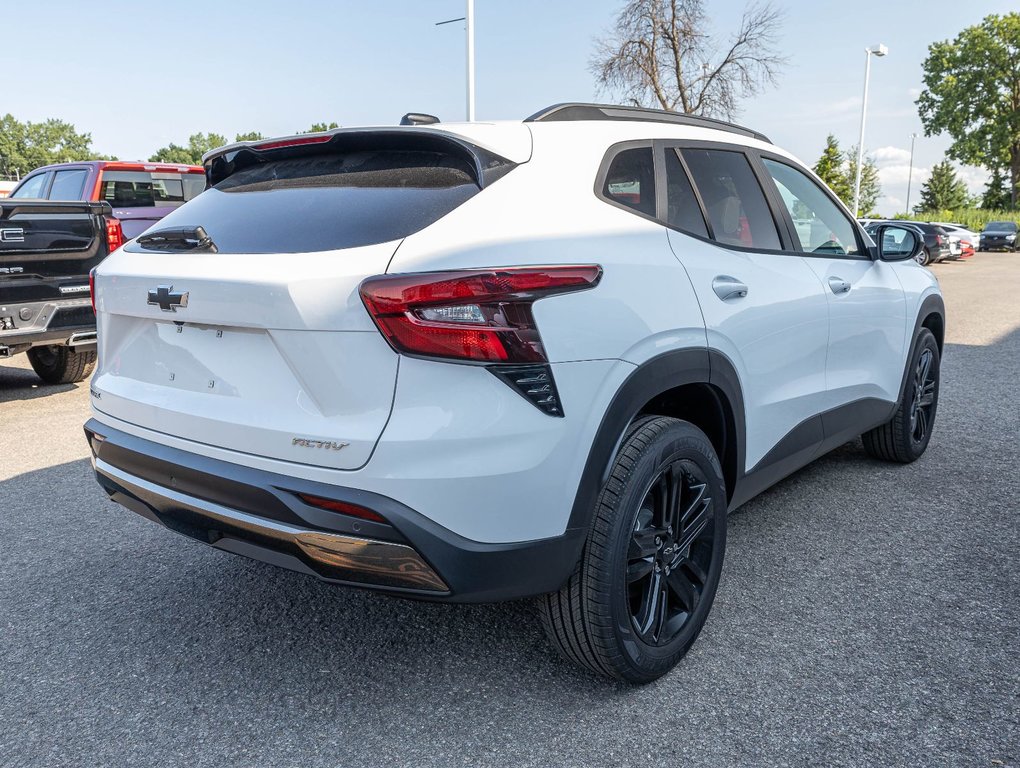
[466,0,475,121]
[852,43,887,217]
[905,132,918,216]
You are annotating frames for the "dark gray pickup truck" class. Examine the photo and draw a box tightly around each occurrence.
[0,199,117,384]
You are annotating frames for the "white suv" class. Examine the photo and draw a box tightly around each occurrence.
[86,103,945,683]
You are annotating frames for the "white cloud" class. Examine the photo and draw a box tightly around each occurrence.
[871,146,911,165]
[877,164,928,187]
[956,165,988,194]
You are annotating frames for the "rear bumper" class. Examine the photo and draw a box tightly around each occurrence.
[0,297,96,355]
[84,419,584,603]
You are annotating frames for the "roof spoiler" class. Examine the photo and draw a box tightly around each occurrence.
[202,128,515,188]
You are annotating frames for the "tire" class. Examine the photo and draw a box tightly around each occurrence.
[538,416,727,683]
[916,248,931,266]
[862,329,940,463]
[27,345,97,385]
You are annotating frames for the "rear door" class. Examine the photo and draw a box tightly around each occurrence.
[757,156,907,416]
[661,144,830,472]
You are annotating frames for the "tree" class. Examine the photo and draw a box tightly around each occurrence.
[810,137,880,214]
[916,160,969,212]
[845,146,881,216]
[591,0,786,119]
[982,166,1012,209]
[917,13,1020,208]
[302,122,339,133]
[813,135,851,202]
[233,131,265,142]
[0,114,113,177]
[149,132,227,164]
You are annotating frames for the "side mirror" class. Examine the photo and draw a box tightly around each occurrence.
[876,224,923,262]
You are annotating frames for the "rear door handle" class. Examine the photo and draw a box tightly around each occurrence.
[712,275,748,301]
[828,276,851,295]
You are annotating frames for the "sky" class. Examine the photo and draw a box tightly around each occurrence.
[2,0,1015,215]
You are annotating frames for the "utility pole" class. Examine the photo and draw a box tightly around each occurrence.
[436,1,476,122]
[905,133,918,216]
[852,43,887,217]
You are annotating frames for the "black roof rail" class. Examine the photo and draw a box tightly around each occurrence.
[524,103,772,144]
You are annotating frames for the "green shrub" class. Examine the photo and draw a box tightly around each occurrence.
[894,209,1020,230]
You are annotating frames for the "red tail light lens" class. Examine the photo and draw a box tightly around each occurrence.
[360,266,602,363]
[89,267,97,314]
[296,493,387,524]
[105,216,124,253]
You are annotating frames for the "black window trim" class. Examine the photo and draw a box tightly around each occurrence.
[595,138,876,261]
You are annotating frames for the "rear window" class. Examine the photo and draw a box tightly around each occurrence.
[602,148,656,218]
[100,171,204,209]
[127,150,485,254]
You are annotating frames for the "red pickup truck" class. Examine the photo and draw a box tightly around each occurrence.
[8,161,206,239]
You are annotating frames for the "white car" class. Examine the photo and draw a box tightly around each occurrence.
[931,221,980,251]
[86,103,945,683]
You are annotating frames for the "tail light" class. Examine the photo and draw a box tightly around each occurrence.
[359,266,602,363]
[89,267,97,314]
[105,216,124,253]
[935,234,944,246]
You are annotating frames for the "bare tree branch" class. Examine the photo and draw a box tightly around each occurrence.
[591,0,787,120]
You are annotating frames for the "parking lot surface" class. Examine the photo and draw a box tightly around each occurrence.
[1,254,1018,767]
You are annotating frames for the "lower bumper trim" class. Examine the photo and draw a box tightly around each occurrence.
[97,459,449,593]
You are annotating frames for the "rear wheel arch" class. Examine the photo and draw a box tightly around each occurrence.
[567,349,745,539]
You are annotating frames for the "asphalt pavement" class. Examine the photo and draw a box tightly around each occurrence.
[1,253,1018,767]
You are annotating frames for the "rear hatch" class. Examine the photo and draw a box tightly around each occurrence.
[91,127,525,470]
[96,166,206,239]
[0,200,109,304]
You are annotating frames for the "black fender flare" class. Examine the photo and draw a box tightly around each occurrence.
[897,294,946,405]
[565,348,746,539]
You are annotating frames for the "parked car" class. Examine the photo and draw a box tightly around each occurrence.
[979,221,1019,252]
[85,103,945,683]
[1,199,119,382]
[8,161,205,239]
[864,221,952,265]
[930,221,981,251]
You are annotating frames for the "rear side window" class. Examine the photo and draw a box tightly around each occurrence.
[99,171,200,208]
[48,169,89,200]
[663,149,709,238]
[602,148,656,217]
[10,173,48,199]
[129,150,487,254]
[681,149,781,250]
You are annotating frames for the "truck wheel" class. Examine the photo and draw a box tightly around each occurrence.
[863,329,940,463]
[27,345,97,384]
[538,416,727,683]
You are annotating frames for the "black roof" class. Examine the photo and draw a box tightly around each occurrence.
[524,103,772,144]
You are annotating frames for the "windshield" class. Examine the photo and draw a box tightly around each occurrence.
[984,221,1018,232]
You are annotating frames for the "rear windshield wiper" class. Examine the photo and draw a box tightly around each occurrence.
[137,226,218,253]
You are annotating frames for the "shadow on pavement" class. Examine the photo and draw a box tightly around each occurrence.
[0,360,81,402]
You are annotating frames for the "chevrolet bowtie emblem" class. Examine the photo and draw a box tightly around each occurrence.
[147,284,189,312]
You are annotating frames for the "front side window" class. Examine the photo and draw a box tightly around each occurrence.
[602,147,656,218]
[762,158,862,257]
[681,149,781,250]
[10,173,48,199]
[48,169,89,200]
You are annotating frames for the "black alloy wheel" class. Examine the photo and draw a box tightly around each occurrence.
[628,460,714,646]
[909,348,936,444]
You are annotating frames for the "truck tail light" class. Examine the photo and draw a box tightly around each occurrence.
[359,266,602,364]
[105,216,124,253]
[89,267,97,314]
